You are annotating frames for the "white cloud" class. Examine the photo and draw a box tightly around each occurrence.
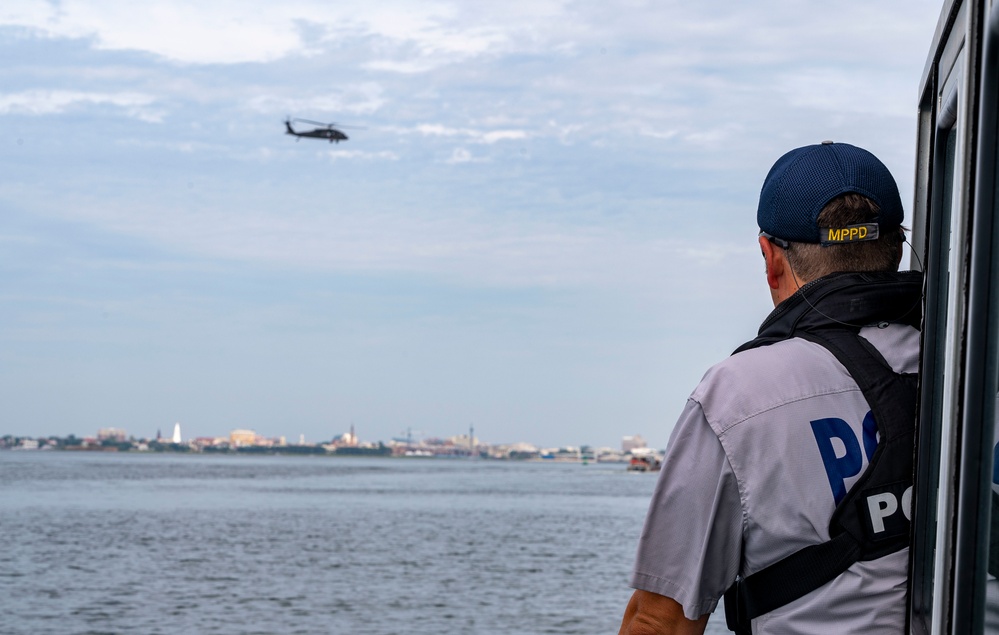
[2,1,301,63]
[0,1,942,282]
[245,85,387,118]
[326,149,400,161]
[0,89,162,121]
[548,122,583,144]
[637,127,679,141]
[364,60,444,75]
[0,0,545,65]
[392,123,529,144]
[481,130,528,144]
[444,147,484,164]
[682,124,742,148]
[412,124,466,137]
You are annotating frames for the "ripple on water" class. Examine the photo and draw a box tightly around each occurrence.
[0,453,730,634]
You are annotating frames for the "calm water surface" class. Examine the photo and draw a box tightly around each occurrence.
[0,452,728,634]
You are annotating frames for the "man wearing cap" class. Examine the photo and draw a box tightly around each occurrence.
[618,142,921,635]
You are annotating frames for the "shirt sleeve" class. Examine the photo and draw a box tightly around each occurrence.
[629,398,743,620]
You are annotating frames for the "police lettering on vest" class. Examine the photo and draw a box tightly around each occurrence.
[810,411,912,542]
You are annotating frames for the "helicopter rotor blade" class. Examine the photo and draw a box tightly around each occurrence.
[293,118,334,127]
[292,118,366,130]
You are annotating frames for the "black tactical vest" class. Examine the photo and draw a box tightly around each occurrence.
[724,270,922,635]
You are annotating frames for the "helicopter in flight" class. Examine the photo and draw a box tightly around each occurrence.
[284,118,352,144]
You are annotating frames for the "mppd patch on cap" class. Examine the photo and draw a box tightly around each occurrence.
[820,223,879,245]
[757,142,904,244]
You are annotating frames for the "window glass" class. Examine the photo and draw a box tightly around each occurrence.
[988,396,999,631]
[980,8,999,630]
[911,124,958,629]
[979,7,999,634]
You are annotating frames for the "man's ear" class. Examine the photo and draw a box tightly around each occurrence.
[760,236,783,290]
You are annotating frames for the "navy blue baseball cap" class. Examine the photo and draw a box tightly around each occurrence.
[757,141,904,244]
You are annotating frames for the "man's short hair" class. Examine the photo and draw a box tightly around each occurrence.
[784,193,904,281]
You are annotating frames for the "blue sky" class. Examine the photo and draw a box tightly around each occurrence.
[1,1,942,448]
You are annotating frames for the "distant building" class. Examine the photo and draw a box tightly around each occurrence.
[489,442,539,459]
[172,423,182,444]
[331,430,357,447]
[97,428,127,442]
[229,429,258,447]
[447,433,478,448]
[190,437,222,450]
[622,435,647,453]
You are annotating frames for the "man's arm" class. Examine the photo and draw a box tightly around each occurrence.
[618,589,709,635]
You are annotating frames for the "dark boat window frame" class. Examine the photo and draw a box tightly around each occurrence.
[952,4,999,631]
[909,0,999,632]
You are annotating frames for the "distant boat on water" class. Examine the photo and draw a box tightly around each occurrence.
[627,455,661,472]
[404,449,433,458]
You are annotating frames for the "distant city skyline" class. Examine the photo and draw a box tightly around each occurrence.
[3,426,653,461]
[4,422,649,452]
[0,1,942,448]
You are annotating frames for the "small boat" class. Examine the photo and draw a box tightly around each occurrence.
[627,455,661,472]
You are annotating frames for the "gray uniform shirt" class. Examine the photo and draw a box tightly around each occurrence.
[631,324,918,634]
